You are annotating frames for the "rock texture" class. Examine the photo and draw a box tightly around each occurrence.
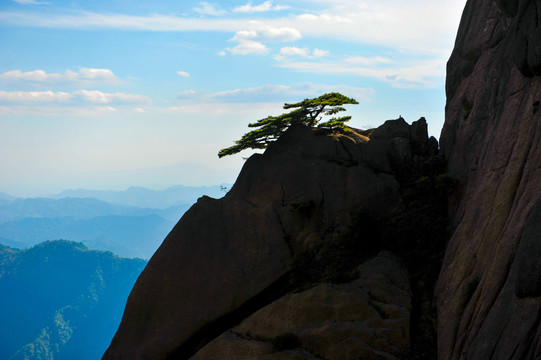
[438,0,541,358]
[192,252,411,360]
[103,118,437,360]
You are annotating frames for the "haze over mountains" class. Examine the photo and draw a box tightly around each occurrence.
[0,185,227,259]
[51,185,226,209]
[0,185,227,359]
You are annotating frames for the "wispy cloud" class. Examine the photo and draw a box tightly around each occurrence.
[231,26,301,42]
[287,0,465,55]
[345,56,393,66]
[278,46,328,58]
[0,0,464,55]
[13,0,50,5]
[0,105,121,116]
[0,68,119,87]
[177,71,191,77]
[165,102,285,116]
[312,49,329,57]
[0,90,72,103]
[225,26,300,55]
[177,89,197,97]
[229,40,269,55]
[0,11,246,31]
[275,57,446,88]
[0,90,152,105]
[233,1,290,13]
[176,82,374,103]
[193,2,227,16]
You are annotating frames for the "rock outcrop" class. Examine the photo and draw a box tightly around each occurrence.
[103,118,440,360]
[103,1,541,358]
[438,0,541,358]
[192,252,411,360]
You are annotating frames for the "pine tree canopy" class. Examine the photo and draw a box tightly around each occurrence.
[218,92,358,158]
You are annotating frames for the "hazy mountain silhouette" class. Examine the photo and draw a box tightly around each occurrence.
[0,240,146,360]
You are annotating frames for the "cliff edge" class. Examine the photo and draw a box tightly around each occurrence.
[103,119,444,359]
[438,0,541,358]
[103,0,541,358]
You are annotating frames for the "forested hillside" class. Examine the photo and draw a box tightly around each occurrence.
[0,241,146,360]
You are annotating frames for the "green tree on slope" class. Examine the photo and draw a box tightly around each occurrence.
[218,92,359,158]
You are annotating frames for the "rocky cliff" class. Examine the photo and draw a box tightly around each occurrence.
[103,119,447,360]
[438,0,541,358]
[103,0,541,358]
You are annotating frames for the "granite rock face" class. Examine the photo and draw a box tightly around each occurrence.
[438,0,541,358]
[103,118,436,360]
[191,252,411,360]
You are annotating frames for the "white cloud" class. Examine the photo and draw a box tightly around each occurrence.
[272,4,290,11]
[296,13,352,24]
[0,90,72,103]
[133,107,146,113]
[1,69,51,82]
[0,11,253,32]
[230,40,269,55]
[174,82,374,103]
[193,2,227,16]
[73,90,151,104]
[288,0,465,56]
[259,26,301,42]
[280,46,310,57]
[0,105,119,116]
[226,26,301,55]
[0,0,466,87]
[0,1,465,57]
[165,102,285,116]
[275,57,446,88]
[233,1,289,13]
[177,71,191,77]
[177,89,197,97]
[234,1,272,13]
[312,48,329,57]
[279,46,329,58]
[78,67,116,79]
[231,26,301,42]
[0,90,152,104]
[230,30,257,41]
[0,68,119,87]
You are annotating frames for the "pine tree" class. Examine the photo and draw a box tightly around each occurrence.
[218,92,358,158]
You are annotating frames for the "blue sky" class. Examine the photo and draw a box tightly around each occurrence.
[0,0,466,197]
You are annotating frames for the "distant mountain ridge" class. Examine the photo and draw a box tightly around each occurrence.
[0,240,146,360]
[0,197,121,223]
[0,185,228,259]
[0,213,180,259]
[0,192,16,201]
[51,185,227,209]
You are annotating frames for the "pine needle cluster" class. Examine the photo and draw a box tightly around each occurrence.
[218,92,358,157]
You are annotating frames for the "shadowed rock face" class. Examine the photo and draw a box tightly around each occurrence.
[438,0,541,358]
[103,119,437,360]
[102,1,541,357]
[192,252,411,360]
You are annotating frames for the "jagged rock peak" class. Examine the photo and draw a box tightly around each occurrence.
[103,117,441,360]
